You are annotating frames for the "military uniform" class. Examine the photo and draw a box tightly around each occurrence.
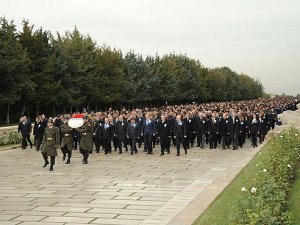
[60,123,73,164]
[77,121,93,164]
[41,126,60,171]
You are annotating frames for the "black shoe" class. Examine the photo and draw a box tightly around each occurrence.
[167,150,170,154]
[185,150,187,155]
[125,149,128,152]
[82,160,88,164]
[65,159,70,164]
[43,161,49,168]
[30,144,33,148]
[89,151,93,154]
[160,153,164,156]
[176,153,180,156]
[131,152,133,155]
[96,151,99,153]
[119,152,122,154]
[135,150,138,154]
[49,166,53,171]
[62,155,66,161]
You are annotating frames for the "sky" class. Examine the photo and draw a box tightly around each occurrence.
[1,0,300,95]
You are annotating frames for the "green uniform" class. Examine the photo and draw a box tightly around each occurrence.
[41,126,60,157]
[77,121,93,151]
[60,123,73,151]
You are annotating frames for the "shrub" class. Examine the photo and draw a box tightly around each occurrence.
[230,127,300,225]
[0,131,22,146]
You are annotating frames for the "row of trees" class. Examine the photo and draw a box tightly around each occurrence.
[0,17,264,124]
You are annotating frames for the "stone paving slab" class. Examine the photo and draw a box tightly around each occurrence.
[0,142,262,225]
[5,105,300,225]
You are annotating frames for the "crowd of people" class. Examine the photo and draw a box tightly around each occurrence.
[17,97,299,171]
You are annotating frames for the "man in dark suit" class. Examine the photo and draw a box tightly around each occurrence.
[184,113,196,149]
[227,111,241,150]
[100,117,113,154]
[219,113,229,149]
[136,113,144,148]
[127,118,140,155]
[174,115,187,156]
[195,112,206,149]
[157,114,171,156]
[115,115,128,154]
[207,113,219,149]
[35,115,46,151]
[18,116,33,149]
[141,113,156,154]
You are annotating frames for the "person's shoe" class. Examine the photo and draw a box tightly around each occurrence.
[30,144,33,148]
[65,159,70,164]
[119,151,122,154]
[185,150,187,155]
[43,161,49,168]
[135,150,138,154]
[160,153,164,156]
[130,152,133,155]
[176,153,180,156]
[49,165,53,171]
[167,150,170,154]
[82,160,88,164]
[62,155,66,161]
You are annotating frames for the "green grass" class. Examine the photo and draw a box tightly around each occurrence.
[288,166,300,225]
[193,142,271,225]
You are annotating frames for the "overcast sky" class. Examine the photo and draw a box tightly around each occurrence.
[1,0,300,95]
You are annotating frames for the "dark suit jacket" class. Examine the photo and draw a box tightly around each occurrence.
[184,118,196,136]
[174,121,187,138]
[157,120,171,138]
[127,123,140,139]
[141,120,156,136]
[18,121,32,135]
[207,118,219,134]
[195,117,207,135]
[227,116,241,137]
[115,121,127,139]
[100,124,113,139]
[219,118,228,136]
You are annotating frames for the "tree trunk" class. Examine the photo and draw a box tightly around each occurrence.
[6,104,10,124]
[36,104,39,116]
[52,104,56,116]
[21,104,26,117]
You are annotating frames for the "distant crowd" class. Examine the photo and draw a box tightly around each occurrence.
[17,97,298,170]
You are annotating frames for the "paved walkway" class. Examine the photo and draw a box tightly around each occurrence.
[1,106,299,225]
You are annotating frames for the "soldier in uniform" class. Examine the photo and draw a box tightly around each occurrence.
[76,116,93,164]
[41,118,60,171]
[60,115,73,164]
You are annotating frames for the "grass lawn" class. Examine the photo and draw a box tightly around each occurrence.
[193,141,271,225]
[288,166,300,225]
